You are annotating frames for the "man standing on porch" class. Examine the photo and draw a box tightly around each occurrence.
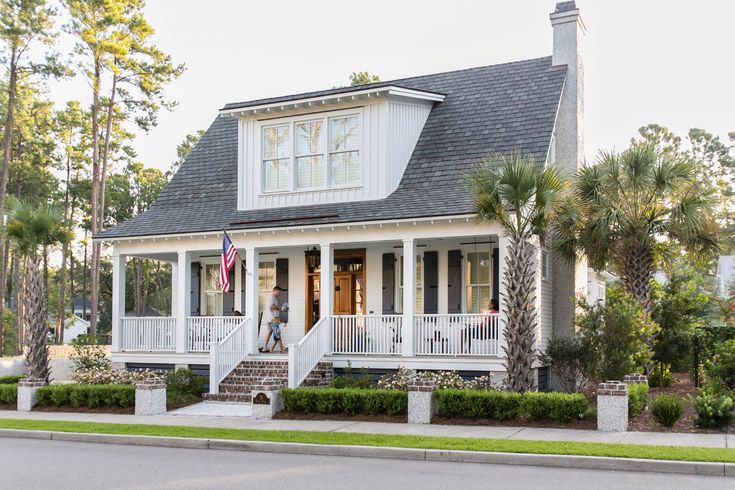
[263,286,286,352]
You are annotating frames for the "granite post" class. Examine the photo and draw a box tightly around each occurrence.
[407,378,437,424]
[135,379,167,415]
[252,378,284,420]
[17,378,46,411]
[597,381,628,432]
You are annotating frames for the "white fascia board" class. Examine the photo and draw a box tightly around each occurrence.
[219,86,445,118]
[94,213,479,244]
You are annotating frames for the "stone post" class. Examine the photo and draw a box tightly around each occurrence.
[407,378,437,424]
[135,379,167,416]
[624,373,648,385]
[596,381,628,432]
[252,377,283,420]
[17,378,46,412]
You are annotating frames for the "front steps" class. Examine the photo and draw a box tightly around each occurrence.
[204,359,334,402]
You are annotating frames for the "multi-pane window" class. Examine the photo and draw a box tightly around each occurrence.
[257,260,277,315]
[204,264,223,316]
[263,125,291,191]
[541,250,552,281]
[397,255,423,314]
[465,251,491,313]
[329,116,360,186]
[295,120,324,189]
[261,113,360,193]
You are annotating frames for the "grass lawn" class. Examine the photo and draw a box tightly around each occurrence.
[0,418,733,464]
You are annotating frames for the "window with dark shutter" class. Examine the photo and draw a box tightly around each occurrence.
[382,253,395,314]
[423,251,438,314]
[190,262,201,316]
[447,250,462,314]
[276,257,289,323]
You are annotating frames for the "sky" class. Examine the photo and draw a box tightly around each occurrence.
[49,0,735,171]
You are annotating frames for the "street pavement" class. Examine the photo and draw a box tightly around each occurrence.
[0,438,732,490]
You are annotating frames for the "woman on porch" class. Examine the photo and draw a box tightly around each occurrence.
[461,299,498,353]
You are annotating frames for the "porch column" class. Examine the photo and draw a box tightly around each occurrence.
[320,243,333,354]
[402,238,416,357]
[175,251,191,353]
[497,235,510,356]
[244,247,259,355]
[170,261,178,317]
[111,252,125,352]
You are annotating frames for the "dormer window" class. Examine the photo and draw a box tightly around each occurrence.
[261,111,361,194]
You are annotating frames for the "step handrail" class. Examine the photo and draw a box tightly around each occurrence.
[288,316,330,388]
[209,317,250,394]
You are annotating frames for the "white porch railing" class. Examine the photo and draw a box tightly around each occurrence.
[187,316,242,352]
[414,313,500,356]
[288,316,330,388]
[331,315,403,355]
[120,317,176,352]
[209,317,250,394]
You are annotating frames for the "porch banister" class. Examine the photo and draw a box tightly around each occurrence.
[320,243,334,355]
[111,252,125,352]
[244,247,259,355]
[497,235,510,356]
[175,251,191,354]
[402,238,416,356]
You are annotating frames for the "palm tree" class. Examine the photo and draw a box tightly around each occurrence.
[5,198,72,381]
[555,144,719,312]
[468,153,567,392]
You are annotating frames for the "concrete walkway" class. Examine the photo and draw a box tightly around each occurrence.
[1,409,733,449]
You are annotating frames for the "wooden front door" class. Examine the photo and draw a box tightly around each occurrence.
[334,274,353,315]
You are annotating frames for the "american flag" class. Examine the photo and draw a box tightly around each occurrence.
[218,231,237,292]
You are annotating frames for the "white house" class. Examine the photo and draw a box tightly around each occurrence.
[716,256,735,298]
[95,2,589,396]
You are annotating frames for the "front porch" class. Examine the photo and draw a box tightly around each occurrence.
[108,218,547,391]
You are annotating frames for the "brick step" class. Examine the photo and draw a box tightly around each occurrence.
[203,393,252,402]
[230,368,289,375]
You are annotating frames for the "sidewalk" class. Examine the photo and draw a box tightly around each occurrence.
[1,408,732,449]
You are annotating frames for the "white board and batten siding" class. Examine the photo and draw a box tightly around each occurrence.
[236,97,433,211]
[539,248,554,353]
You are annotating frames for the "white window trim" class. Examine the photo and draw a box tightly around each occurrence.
[461,245,494,314]
[541,249,552,281]
[395,252,424,314]
[257,107,363,195]
[201,259,223,316]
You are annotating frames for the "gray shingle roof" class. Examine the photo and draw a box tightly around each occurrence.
[97,56,566,240]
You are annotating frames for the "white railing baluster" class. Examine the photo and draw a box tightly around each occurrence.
[329,315,403,356]
[120,317,176,352]
[412,313,500,357]
[185,317,242,352]
[288,316,331,388]
[208,317,250,394]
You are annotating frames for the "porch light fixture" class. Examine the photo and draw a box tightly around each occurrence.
[305,247,319,269]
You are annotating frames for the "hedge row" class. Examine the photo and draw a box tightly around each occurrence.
[628,384,650,417]
[36,384,135,409]
[0,384,16,405]
[0,375,24,385]
[282,388,407,416]
[436,390,588,423]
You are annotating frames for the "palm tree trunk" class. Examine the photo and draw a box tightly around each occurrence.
[620,244,655,313]
[502,233,537,393]
[24,256,49,381]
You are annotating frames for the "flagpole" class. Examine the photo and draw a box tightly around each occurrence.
[223,229,248,274]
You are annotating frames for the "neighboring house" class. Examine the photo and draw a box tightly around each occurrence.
[53,296,95,344]
[586,269,616,305]
[716,256,735,298]
[95,2,588,394]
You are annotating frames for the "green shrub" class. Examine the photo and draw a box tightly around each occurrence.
[648,363,673,388]
[628,383,650,417]
[330,365,372,389]
[437,390,587,422]
[165,369,205,397]
[704,339,735,391]
[0,374,25,385]
[436,390,523,420]
[651,394,685,427]
[538,335,594,393]
[281,388,407,416]
[691,391,734,429]
[36,384,135,409]
[0,384,16,404]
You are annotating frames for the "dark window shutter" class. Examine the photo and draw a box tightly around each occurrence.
[222,268,235,316]
[276,258,289,323]
[423,251,438,314]
[190,262,201,316]
[382,253,395,314]
[492,248,500,307]
[447,250,462,314]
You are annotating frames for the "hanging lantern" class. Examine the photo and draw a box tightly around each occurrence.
[305,246,320,269]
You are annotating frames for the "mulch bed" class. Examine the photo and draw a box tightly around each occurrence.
[628,371,734,434]
[32,405,135,415]
[274,410,407,424]
[0,404,15,411]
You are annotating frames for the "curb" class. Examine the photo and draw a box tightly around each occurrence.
[0,428,732,477]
